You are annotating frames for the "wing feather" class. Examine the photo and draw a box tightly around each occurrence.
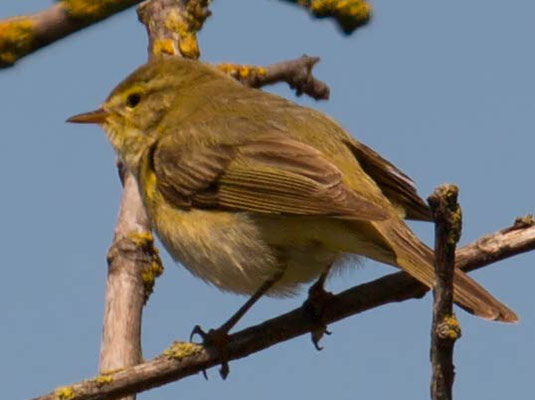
[153,134,389,221]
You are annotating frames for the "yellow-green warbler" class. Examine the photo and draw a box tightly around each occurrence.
[68,57,517,334]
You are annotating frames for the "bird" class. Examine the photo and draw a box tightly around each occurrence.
[67,56,517,351]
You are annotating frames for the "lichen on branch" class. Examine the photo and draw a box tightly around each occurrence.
[217,55,330,100]
[60,0,140,23]
[138,0,212,59]
[217,63,267,82]
[0,17,35,66]
[0,1,142,68]
[286,0,371,34]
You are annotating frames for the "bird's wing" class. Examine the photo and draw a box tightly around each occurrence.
[152,134,388,221]
[344,140,432,221]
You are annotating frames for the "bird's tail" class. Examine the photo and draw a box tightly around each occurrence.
[374,219,518,323]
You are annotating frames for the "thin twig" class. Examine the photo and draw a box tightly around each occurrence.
[31,217,535,400]
[0,1,142,67]
[218,55,330,100]
[428,185,462,400]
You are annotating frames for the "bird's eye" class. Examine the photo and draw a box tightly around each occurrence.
[126,93,141,108]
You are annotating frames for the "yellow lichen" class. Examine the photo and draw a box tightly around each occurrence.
[439,184,462,246]
[164,341,204,360]
[153,38,176,56]
[127,231,154,247]
[141,258,164,299]
[298,0,371,33]
[55,386,76,400]
[161,1,211,59]
[217,63,267,82]
[127,231,164,302]
[61,0,137,22]
[92,375,113,387]
[448,205,462,245]
[0,17,35,67]
[178,33,200,60]
[438,315,462,340]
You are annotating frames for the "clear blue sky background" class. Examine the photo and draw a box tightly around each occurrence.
[2,1,534,399]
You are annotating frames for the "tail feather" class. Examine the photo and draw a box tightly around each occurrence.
[374,219,518,323]
[452,269,518,322]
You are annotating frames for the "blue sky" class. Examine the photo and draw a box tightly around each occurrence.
[1,1,534,399]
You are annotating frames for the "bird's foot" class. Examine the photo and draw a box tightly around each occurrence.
[303,279,334,350]
[190,325,231,379]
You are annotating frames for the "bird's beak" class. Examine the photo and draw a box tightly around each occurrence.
[66,108,108,124]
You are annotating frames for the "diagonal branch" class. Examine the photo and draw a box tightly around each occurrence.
[280,0,371,34]
[31,217,535,400]
[0,1,142,67]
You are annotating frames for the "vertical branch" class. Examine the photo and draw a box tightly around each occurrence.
[428,185,463,400]
[98,1,211,399]
[137,0,211,60]
[100,173,163,400]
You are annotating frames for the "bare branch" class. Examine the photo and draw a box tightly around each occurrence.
[218,55,330,100]
[98,2,211,400]
[456,215,535,272]
[31,217,535,400]
[428,185,462,400]
[280,0,371,34]
[0,1,142,68]
[99,171,163,400]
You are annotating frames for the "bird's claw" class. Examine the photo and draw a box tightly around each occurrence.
[189,324,231,379]
[190,324,207,342]
[303,279,335,350]
[311,325,332,350]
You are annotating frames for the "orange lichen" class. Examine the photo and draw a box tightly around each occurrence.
[0,17,34,67]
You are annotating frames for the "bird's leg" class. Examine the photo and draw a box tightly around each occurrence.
[303,265,335,350]
[190,269,285,379]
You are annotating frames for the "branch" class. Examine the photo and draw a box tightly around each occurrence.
[280,0,371,34]
[217,55,330,100]
[455,215,535,272]
[31,217,535,400]
[0,1,142,68]
[98,2,210,400]
[137,0,211,60]
[428,185,462,400]
[99,173,162,377]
